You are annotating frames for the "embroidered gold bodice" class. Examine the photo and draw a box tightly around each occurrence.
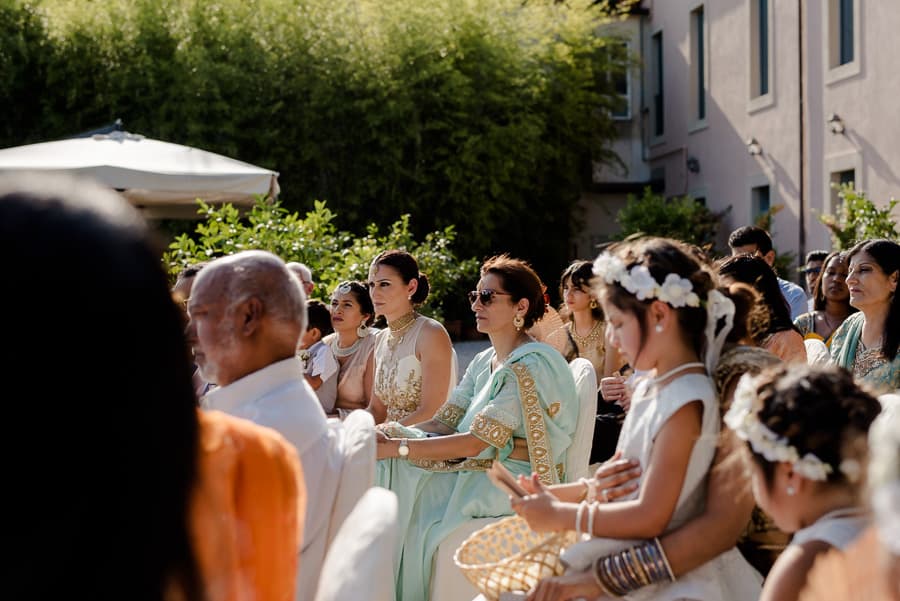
[374,316,426,422]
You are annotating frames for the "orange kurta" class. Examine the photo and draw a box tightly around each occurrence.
[191,410,305,601]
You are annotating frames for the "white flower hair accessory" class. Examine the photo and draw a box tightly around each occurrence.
[593,252,701,308]
[724,374,834,481]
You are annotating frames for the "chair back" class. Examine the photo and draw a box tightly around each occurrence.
[324,409,376,547]
[313,487,398,601]
[566,358,598,482]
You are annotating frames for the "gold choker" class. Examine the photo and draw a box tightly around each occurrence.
[389,311,418,333]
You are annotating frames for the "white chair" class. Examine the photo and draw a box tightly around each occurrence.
[313,487,399,601]
[430,358,597,601]
[566,357,599,482]
[324,409,376,547]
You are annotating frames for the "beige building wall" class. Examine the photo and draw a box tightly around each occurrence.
[579,0,900,266]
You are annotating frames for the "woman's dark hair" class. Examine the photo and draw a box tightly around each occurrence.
[0,175,202,600]
[847,239,900,360]
[334,280,375,326]
[722,282,768,345]
[811,251,856,314]
[716,253,798,341]
[371,249,430,304]
[593,237,716,358]
[559,260,604,322]
[747,364,882,488]
[480,254,546,329]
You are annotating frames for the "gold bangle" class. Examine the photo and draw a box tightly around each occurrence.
[654,537,676,582]
[591,556,617,597]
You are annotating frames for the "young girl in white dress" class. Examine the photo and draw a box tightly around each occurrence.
[725,364,882,601]
[512,237,761,600]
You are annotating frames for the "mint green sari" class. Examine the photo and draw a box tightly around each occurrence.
[376,342,578,601]
[830,312,900,393]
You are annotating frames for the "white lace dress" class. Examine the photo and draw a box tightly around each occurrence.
[561,373,763,601]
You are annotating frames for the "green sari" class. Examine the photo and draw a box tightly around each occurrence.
[375,342,578,601]
[830,312,900,393]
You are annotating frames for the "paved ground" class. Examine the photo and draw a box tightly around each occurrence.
[453,339,491,381]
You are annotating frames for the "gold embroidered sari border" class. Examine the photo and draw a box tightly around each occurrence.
[510,363,557,485]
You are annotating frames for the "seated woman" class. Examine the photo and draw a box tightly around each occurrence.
[830,239,900,393]
[375,255,579,601]
[514,238,762,600]
[367,249,456,425]
[322,281,378,417]
[718,253,807,363]
[793,251,855,348]
[725,364,882,601]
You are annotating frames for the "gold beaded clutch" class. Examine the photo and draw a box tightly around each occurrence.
[453,515,576,601]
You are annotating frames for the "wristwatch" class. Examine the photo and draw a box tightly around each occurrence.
[398,438,410,458]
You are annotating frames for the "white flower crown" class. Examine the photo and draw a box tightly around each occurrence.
[724,374,834,482]
[593,253,701,308]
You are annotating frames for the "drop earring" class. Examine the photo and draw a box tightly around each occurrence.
[589,299,598,309]
[357,322,368,338]
[786,485,796,496]
[655,324,664,333]
[513,315,524,331]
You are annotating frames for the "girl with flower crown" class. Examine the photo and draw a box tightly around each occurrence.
[725,364,882,601]
[512,237,761,600]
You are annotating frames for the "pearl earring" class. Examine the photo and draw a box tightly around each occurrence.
[786,485,796,496]
[655,324,664,333]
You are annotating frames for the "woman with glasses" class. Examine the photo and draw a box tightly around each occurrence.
[374,255,579,601]
[794,251,856,348]
[829,239,900,393]
[367,249,456,426]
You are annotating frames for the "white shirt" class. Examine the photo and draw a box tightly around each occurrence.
[204,357,343,601]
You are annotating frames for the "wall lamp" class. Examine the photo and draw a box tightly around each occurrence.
[746,137,762,156]
[827,113,846,135]
[686,156,700,173]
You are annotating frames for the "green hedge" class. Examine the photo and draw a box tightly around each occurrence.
[1,0,627,282]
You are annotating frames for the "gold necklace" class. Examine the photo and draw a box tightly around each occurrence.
[387,311,418,351]
[568,319,603,347]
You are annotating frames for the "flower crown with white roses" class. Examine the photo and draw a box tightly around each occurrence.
[593,252,701,308]
[724,373,851,482]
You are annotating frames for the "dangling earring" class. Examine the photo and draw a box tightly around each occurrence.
[357,322,368,338]
[513,315,524,331]
[655,324,664,333]
[786,485,796,496]
[589,299,598,309]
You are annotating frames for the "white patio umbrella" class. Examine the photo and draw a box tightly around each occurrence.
[0,130,279,217]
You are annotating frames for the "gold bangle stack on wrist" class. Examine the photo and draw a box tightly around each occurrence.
[591,538,675,596]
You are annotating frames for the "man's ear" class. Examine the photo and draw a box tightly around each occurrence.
[763,250,776,267]
[240,297,264,335]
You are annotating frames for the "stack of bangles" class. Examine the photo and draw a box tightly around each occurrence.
[591,538,675,596]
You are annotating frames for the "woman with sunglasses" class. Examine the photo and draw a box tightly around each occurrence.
[374,255,579,601]
[793,251,856,348]
[367,249,456,426]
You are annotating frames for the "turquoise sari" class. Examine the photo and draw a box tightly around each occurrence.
[830,312,900,393]
[376,341,578,601]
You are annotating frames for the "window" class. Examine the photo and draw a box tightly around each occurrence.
[608,41,631,120]
[828,0,857,73]
[651,31,664,137]
[752,185,770,220]
[750,0,770,97]
[690,6,707,122]
[830,168,855,211]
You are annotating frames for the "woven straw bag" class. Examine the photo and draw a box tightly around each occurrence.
[453,515,576,601]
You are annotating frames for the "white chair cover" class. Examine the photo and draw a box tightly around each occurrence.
[313,487,399,601]
[566,357,599,483]
[324,409,376,547]
[804,338,830,366]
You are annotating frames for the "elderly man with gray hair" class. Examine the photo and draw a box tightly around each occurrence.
[187,250,347,600]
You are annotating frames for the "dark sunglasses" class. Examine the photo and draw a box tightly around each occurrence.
[467,289,512,306]
[804,267,822,275]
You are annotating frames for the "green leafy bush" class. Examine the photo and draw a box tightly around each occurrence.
[163,198,479,322]
[817,185,899,250]
[615,187,725,250]
[5,0,630,281]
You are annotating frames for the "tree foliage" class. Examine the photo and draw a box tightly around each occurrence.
[163,198,480,321]
[817,185,899,250]
[3,0,630,280]
[614,187,725,251]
